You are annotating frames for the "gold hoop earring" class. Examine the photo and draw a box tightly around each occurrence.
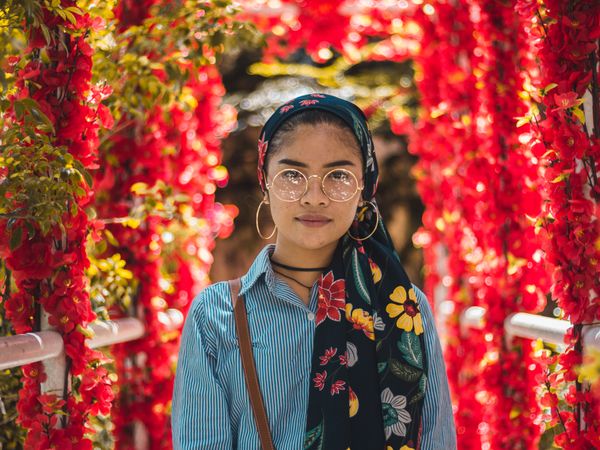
[255,199,277,240]
[347,201,380,241]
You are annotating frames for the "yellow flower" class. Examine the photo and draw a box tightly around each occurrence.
[345,303,375,340]
[386,286,424,335]
[578,348,600,385]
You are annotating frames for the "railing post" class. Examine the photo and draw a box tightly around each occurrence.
[39,309,69,427]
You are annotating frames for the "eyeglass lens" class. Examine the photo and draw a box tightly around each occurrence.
[271,169,358,201]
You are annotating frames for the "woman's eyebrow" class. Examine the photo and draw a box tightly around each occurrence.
[275,158,356,168]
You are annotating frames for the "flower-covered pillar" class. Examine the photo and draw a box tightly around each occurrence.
[0,2,113,448]
[462,0,550,447]
[93,2,239,448]
[517,0,600,447]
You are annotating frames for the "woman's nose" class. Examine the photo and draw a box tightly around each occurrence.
[301,176,328,205]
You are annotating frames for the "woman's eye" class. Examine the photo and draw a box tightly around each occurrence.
[282,170,302,181]
[330,170,350,182]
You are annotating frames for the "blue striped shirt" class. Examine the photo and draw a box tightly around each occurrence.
[172,244,456,449]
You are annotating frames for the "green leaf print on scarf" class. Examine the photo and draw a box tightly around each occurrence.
[351,249,371,305]
[389,358,423,382]
[350,112,365,146]
[397,332,423,369]
[304,421,323,450]
[378,361,388,374]
[409,374,428,406]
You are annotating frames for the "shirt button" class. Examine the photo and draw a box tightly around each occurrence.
[307,312,315,321]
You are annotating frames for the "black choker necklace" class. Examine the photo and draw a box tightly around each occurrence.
[272,269,313,289]
[270,258,327,272]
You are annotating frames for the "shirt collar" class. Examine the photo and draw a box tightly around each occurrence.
[239,244,276,297]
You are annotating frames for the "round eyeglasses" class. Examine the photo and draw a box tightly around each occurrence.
[265,168,363,202]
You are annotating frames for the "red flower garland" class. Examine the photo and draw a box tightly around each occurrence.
[1,3,113,448]
[517,0,600,447]
[91,4,236,446]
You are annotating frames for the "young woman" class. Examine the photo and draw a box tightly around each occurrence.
[172,93,456,449]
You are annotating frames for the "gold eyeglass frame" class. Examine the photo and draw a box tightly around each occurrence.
[264,167,364,202]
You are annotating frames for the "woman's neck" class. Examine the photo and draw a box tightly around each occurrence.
[269,237,337,297]
[270,240,337,272]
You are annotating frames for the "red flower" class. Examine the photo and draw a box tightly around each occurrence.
[339,352,348,366]
[552,91,582,111]
[279,105,294,114]
[330,379,346,395]
[6,241,54,279]
[313,370,327,391]
[319,346,337,365]
[315,271,345,326]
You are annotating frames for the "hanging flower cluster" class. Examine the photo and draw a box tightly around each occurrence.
[404,2,485,446]
[90,2,240,446]
[239,0,361,63]
[0,3,113,448]
[1,0,249,447]
[461,1,550,447]
[516,0,600,447]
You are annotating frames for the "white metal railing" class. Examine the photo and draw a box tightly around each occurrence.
[0,308,184,449]
[441,301,600,352]
[0,308,183,371]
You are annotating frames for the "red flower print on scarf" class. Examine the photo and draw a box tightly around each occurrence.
[314,370,327,391]
[330,379,346,396]
[280,105,294,114]
[310,93,326,98]
[300,99,319,106]
[319,347,338,365]
[257,133,268,188]
[315,271,345,326]
[339,352,348,366]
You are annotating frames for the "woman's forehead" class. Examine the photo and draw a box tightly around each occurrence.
[275,124,362,167]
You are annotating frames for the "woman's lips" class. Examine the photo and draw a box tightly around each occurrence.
[296,215,332,227]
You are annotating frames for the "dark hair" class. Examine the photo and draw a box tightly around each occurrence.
[264,109,362,170]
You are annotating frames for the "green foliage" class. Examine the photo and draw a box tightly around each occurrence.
[85,0,263,125]
[87,250,137,318]
[0,125,91,237]
[248,52,417,132]
[0,262,26,449]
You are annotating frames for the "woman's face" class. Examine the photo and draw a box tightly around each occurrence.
[264,123,364,254]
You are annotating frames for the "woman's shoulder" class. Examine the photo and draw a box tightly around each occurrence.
[184,281,237,353]
[189,280,235,317]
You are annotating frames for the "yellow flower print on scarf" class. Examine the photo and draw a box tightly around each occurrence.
[386,286,424,335]
[349,386,359,417]
[386,446,415,450]
[345,303,375,340]
[369,257,382,283]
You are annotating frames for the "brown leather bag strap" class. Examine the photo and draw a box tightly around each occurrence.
[228,278,275,450]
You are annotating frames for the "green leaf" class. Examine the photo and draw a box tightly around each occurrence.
[20,98,55,134]
[389,358,422,382]
[104,229,119,247]
[377,361,387,374]
[9,227,22,251]
[397,332,423,369]
[351,250,370,305]
[303,421,323,450]
[63,10,78,26]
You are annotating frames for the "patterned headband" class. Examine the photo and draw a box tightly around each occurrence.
[256,93,379,201]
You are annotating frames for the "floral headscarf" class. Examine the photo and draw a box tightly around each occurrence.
[257,93,428,449]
